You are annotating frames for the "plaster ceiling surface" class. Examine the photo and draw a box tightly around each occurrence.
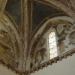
[32,1,67,32]
[5,0,21,25]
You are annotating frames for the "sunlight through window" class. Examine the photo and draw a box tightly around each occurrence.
[49,32,58,59]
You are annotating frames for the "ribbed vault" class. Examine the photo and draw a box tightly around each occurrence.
[0,0,75,75]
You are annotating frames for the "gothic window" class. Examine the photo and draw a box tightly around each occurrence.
[48,31,58,59]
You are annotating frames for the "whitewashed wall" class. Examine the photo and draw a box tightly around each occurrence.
[0,53,75,75]
[31,54,75,75]
[0,64,18,75]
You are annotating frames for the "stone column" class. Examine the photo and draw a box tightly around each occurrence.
[20,0,31,73]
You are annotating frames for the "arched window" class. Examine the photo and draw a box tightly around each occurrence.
[48,31,58,59]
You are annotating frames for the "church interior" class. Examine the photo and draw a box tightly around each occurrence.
[0,0,75,75]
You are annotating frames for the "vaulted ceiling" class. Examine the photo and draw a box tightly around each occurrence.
[0,0,75,75]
